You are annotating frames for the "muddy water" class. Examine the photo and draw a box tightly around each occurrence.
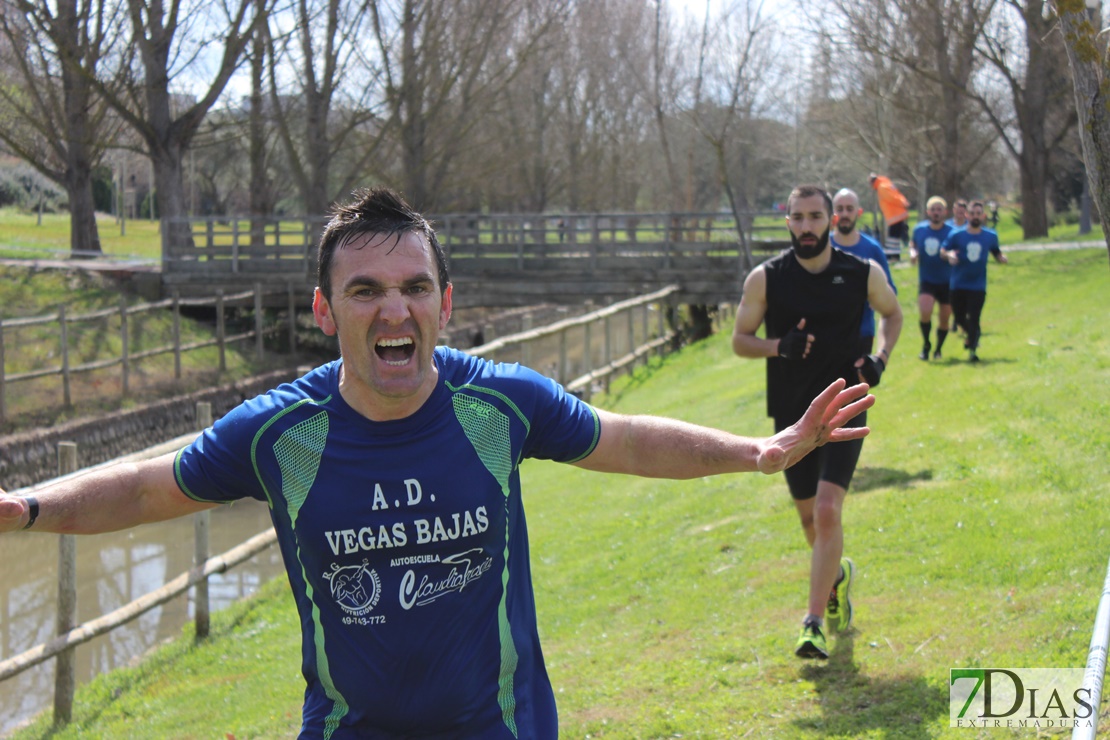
[0,498,285,735]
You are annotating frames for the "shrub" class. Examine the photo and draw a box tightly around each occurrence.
[0,159,63,210]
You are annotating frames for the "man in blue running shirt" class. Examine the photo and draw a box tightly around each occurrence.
[941,200,1008,362]
[0,188,876,738]
[831,188,898,357]
[909,196,955,360]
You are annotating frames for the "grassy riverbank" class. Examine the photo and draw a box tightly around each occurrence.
[7,247,1110,738]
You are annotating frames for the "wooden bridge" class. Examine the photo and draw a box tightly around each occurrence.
[159,212,790,308]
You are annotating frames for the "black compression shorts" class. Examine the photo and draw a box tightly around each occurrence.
[918,280,951,304]
[773,411,867,500]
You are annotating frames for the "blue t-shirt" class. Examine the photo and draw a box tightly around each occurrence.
[912,221,954,285]
[831,232,896,338]
[175,348,601,739]
[942,228,1001,291]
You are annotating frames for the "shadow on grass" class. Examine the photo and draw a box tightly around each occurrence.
[850,466,932,493]
[794,633,948,739]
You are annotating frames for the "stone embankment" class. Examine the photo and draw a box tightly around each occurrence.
[0,368,300,490]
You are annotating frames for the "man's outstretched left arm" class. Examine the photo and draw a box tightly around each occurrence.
[573,379,874,479]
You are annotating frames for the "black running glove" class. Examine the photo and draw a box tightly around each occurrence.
[778,327,810,360]
[857,354,885,386]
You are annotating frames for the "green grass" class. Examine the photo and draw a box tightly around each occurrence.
[7,247,1110,739]
[0,207,165,260]
[985,207,1104,246]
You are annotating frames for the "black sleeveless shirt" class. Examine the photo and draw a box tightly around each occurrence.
[762,248,871,423]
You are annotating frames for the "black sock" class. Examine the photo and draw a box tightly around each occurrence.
[936,329,948,352]
[919,321,932,344]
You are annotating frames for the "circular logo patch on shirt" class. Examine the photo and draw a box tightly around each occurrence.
[324,559,382,616]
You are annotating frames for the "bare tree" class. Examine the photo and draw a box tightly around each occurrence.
[648,0,684,210]
[266,0,386,218]
[1054,0,1110,266]
[972,0,1078,238]
[369,0,564,212]
[94,0,268,248]
[248,0,269,243]
[821,0,993,205]
[488,3,559,212]
[687,0,782,271]
[0,0,125,255]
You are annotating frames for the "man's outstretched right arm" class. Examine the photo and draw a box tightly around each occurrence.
[0,452,217,534]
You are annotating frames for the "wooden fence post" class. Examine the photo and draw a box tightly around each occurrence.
[54,441,79,725]
[627,307,635,376]
[231,220,240,273]
[652,301,661,359]
[216,289,226,372]
[287,282,297,352]
[254,283,264,360]
[0,319,6,421]
[558,329,567,385]
[194,401,213,641]
[583,321,593,379]
[589,215,600,272]
[516,218,525,270]
[172,290,182,380]
[603,314,612,393]
[663,215,673,270]
[521,314,532,368]
[59,305,71,409]
[119,295,130,397]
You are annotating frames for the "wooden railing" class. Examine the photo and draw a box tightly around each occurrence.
[0,284,303,422]
[159,212,788,308]
[467,285,680,400]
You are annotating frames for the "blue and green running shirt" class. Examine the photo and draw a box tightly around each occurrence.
[174,347,601,739]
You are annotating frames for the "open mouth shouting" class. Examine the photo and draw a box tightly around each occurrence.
[376,336,416,366]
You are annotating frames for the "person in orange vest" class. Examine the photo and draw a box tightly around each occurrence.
[869,173,910,254]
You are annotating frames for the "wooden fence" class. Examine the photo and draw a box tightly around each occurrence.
[159,212,788,307]
[0,286,680,728]
[467,285,679,400]
[161,211,782,267]
[0,284,303,422]
[0,401,279,725]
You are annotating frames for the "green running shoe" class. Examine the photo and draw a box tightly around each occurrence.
[826,557,855,632]
[795,622,828,660]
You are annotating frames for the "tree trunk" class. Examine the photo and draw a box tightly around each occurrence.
[305,92,331,217]
[249,0,268,248]
[66,174,101,257]
[152,144,195,250]
[398,0,427,209]
[685,304,714,342]
[59,0,102,255]
[1054,0,1110,267]
[1016,1,1051,239]
[1018,143,1049,238]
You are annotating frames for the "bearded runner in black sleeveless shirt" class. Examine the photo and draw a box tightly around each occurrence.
[732,184,902,660]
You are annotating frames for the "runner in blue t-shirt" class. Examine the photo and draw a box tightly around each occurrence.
[0,188,877,737]
[940,200,1008,363]
[831,188,898,357]
[910,196,955,360]
[945,198,968,230]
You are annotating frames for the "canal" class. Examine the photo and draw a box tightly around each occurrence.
[0,497,284,735]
